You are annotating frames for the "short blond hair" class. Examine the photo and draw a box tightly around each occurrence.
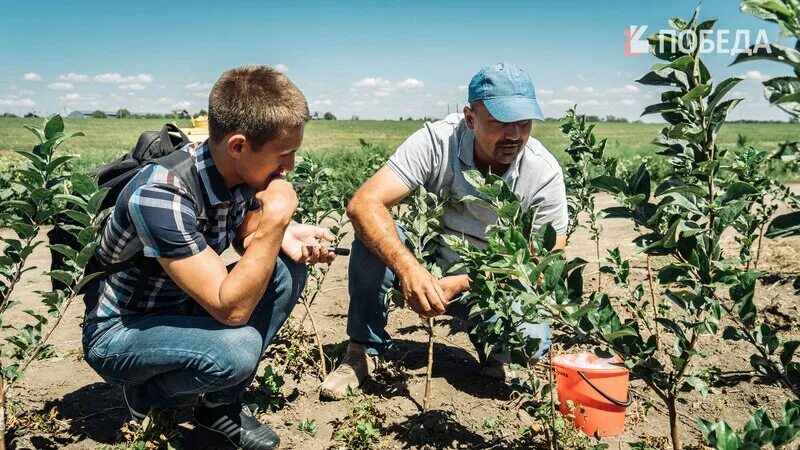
[208,65,309,148]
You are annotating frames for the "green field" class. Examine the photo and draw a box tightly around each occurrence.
[0,117,798,180]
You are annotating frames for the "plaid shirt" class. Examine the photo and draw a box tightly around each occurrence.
[88,141,256,319]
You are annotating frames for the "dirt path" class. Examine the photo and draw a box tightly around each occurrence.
[4,191,800,449]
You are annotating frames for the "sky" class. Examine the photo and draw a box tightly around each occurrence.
[0,0,796,121]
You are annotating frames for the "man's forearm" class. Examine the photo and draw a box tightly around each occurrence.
[348,197,419,277]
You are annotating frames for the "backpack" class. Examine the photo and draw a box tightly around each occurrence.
[48,124,208,309]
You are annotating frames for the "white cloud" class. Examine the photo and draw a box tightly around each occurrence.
[156,97,172,105]
[23,72,42,81]
[193,92,209,98]
[172,101,191,109]
[94,73,154,84]
[17,89,35,96]
[47,82,74,90]
[311,98,332,107]
[396,78,424,89]
[435,100,448,106]
[582,87,595,94]
[743,70,770,82]
[538,89,555,97]
[546,99,575,107]
[620,99,637,106]
[60,93,82,100]
[584,100,601,106]
[58,73,88,82]
[374,91,390,97]
[609,84,640,94]
[120,83,145,90]
[565,86,579,93]
[274,64,289,73]
[0,97,35,107]
[458,85,468,92]
[354,77,392,88]
[185,82,213,92]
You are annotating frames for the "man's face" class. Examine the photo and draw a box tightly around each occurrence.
[233,124,304,191]
[465,102,532,168]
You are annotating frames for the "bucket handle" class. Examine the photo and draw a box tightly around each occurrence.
[577,371,632,407]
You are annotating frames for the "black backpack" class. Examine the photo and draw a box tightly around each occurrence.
[48,124,208,309]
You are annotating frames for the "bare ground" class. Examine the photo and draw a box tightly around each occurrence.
[4,191,800,450]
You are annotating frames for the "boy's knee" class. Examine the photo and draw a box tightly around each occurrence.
[206,328,262,385]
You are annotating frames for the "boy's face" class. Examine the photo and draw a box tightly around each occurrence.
[235,124,304,191]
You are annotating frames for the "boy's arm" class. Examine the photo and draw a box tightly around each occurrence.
[159,179,297,326]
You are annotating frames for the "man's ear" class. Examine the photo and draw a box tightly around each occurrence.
[463,105,475,129]
[226,133,247,160]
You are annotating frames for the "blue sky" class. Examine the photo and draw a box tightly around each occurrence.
[0,0,795,121]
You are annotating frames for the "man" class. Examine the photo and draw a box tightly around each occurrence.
[320,62,568,400]
[82,66,336,450]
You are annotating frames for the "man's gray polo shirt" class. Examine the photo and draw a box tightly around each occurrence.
[386,113,568,267]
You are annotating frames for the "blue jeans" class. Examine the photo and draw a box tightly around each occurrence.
[82,254,308,408]
[346,226,551,362]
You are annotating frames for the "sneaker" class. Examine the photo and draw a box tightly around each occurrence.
[194,401,280,450]
[319,342,377,400]
[122,384,150,422]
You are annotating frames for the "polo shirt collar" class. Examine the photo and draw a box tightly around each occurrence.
[195,140,233,206]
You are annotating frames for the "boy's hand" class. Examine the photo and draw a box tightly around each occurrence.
[281,223,337,264]
[255,178,297,227]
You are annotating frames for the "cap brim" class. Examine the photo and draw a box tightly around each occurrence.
[483,96,544,122]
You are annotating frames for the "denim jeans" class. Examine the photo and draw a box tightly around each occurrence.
[346,225,551,362]
[82,254,308,409]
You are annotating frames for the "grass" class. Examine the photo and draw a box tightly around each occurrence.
[0,117,798,180]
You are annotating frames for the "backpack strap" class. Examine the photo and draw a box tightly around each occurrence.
[154,149,208,232]
[88,148,209,312]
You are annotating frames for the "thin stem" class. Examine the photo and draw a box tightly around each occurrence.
[423,317,434,411]
[646,255,660,351]
[0,373,5,450]
[667,395,681,450]
[547,352,560,450]
[300,296,327,381]
[754,223,765,270]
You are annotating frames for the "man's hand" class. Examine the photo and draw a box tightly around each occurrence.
[398,263,447,318]
[438,274,470,303]
[281,223,337,265]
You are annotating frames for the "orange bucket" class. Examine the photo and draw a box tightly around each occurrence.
[552,352,631,437]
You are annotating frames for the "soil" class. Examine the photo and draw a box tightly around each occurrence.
[4,190,800,450]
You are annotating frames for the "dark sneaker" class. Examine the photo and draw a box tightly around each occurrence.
[194,401,280,450]
[122,384,150,422]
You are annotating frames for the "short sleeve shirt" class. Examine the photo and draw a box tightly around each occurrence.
[386,113,568,267]
[88,141,256,319]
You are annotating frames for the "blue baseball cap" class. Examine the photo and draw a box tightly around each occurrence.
[468,62,544,122]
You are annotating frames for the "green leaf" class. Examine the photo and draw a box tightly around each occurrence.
[681,83,711,102]
[70,173,98,197]
[590,175,628,194]
[46,270,75,287]
[732,42,800,71]
[766,212,800,238]
[44,115,65,140]
[781,341,800,367]
[22,124,45,142]
[74,271,105,293]
[63,210,91,227]
[718,182,758,205]
[707,77,743,114]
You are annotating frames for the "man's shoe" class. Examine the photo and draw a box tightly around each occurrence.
[480,358,507,381]
[319,342,377,400]
[122,384,150,422]
[194,401,280,450]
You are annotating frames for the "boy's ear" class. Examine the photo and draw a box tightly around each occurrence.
[464,105,475,129]
[226,133,247,160]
